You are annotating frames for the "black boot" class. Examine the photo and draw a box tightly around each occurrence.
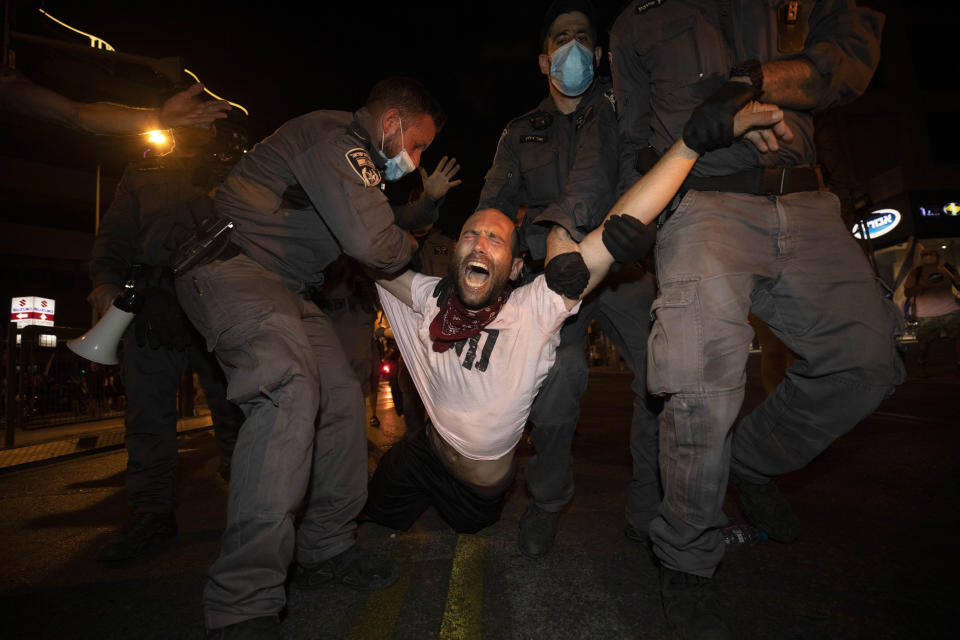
[293,544,399,591]
[517,503,560,558]
[660,567,732,640]
[730,473,799,543]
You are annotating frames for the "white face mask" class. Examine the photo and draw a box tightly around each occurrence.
[378,116,416,181]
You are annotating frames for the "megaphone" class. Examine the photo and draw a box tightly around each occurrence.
[68,288,143,365]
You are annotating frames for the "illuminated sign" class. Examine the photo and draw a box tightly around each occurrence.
[919,202,960,218]
[10,296,56,329]
[851,209,902,239]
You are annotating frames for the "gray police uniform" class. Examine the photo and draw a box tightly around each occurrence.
[477,77,662,527]
[90,154,242,514]
[610,0,904,576]
[174,110,414,630]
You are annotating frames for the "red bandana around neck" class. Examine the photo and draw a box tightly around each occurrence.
[429,286,513,353]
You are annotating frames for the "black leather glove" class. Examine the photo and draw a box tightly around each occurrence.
[682,81,759,155]
[134,287,194,351]
[545,251,590,299]
[602,215,656,263]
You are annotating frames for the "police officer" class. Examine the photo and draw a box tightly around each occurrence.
[88,123,244,563]
[174,76,445,638]
[610,1,904,636]
[477,0,660,558]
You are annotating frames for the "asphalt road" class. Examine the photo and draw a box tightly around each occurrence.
[0,349,956,639]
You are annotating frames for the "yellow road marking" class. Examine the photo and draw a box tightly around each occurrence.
[439,535,485,640]
[347,539,416,640]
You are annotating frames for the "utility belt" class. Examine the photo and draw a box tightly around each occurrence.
[659,165,823,228]
[680,166,823,197]
[213,239,244,263]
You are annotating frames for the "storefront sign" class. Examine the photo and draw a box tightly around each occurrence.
[852,209,902,240]
[911,190,960,240]
[10,296,56,329]
[918,201,960,218]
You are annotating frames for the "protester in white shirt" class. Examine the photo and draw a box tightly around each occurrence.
[365,97,790,533]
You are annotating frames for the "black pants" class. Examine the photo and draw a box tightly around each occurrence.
[364,427,509,534]
[119,327,241,512]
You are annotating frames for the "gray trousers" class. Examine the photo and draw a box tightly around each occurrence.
[526,267,660,530]
[120,328,241,513]
[176,254,367,629]
[647,190,905,577]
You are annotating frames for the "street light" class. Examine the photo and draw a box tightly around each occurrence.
[146,130,170,147]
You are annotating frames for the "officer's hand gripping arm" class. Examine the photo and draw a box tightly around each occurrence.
[551,101,788,310]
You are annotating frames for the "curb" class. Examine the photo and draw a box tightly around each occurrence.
[0,422,215,473]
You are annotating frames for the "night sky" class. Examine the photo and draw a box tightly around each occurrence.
[12,0,629,234]
[5,0,953,237]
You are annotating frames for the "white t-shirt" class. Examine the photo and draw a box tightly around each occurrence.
[377,273,579,460]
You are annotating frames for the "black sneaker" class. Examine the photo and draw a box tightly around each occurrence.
[293,544,399,591]
[730,473,799,543]
[518,503,560,558]
[205,615,282,639]
[660,568,732,640]
[97,511,177,563]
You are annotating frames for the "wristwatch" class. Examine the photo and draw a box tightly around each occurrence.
[730,59,764,96]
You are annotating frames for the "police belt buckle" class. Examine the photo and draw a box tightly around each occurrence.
[168,215,235,277]
[759,166,822,195]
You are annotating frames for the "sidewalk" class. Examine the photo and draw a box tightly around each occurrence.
[0,413,217,471]
[0,379,408,472]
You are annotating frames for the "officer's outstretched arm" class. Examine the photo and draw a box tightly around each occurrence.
[1,68,229,134]
[546,101,790,311]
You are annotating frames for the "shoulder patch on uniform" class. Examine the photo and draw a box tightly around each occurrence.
[520,134,548,144]
[344,148,382,188]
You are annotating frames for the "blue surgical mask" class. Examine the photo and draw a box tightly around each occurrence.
[549,40,595,97]
[378,117,416,182]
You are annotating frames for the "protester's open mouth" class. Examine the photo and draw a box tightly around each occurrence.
[464,261,490,288]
